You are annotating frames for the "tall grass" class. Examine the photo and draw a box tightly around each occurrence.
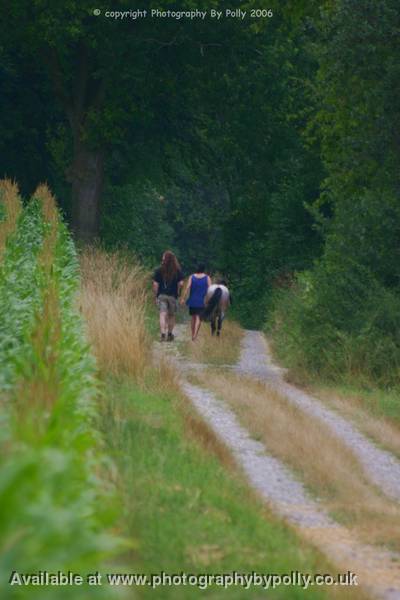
[181,320,243,367]
[80,247,150,380]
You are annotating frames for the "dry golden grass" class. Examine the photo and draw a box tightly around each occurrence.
[151,353,183,395]
[0,179,22,258]
[192,370,400,551]
[181,319,243,366]
[284,355,400,456]
[306,386,400,458]
[80,247,150,380]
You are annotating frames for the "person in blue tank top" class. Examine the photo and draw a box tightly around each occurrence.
[180,263,211,341]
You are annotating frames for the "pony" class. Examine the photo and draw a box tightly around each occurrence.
[201,280,231,336]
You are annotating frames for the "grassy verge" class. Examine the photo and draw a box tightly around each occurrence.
[267,333,400,459]
[79,250,364,599]
[190,370,400,554]
[297,381,400,458]
[265,285,400,432]
[178,319,243,367]
[100,375,361,600]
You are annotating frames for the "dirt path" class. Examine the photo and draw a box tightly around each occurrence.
[154,324,400,600]
[236,331,400,503]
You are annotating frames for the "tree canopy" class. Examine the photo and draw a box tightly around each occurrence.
[2,1,400,380]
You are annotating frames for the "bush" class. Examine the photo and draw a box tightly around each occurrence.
[267,264,400,387]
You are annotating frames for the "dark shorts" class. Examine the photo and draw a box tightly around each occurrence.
[189,307,203,316]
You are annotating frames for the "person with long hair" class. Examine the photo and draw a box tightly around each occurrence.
[152,250,184,341]
[180,263,211,341]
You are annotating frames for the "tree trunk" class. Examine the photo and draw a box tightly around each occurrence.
[70,144,104,243]
[44,45,106,242]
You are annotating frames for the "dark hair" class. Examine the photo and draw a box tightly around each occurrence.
[195,263,206,273]
[160,250,181,284]
[217,279,227,286]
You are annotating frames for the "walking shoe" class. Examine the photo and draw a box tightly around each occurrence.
[160,333,166,342]
[167,332,175,342]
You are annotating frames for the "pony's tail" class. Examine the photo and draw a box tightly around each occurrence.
[201,288,222,321]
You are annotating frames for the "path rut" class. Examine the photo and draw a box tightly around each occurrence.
[154,324,400,599]
[236,331,400,503]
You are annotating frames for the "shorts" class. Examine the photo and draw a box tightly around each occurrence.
[157,294,178,316]
[189,306,204,316]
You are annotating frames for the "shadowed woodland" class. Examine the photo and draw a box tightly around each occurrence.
[1,2,400,598]
[3,1,400,387]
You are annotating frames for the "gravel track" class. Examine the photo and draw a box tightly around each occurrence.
[153,324,400,599]
[236,331,400,503]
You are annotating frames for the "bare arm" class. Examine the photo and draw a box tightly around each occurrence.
[180,276,191,304]
[152,280,159,303]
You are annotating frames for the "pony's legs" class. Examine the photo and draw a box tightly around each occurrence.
[217,315,223,336]
[211,307,223,336]
[211,318,216,335]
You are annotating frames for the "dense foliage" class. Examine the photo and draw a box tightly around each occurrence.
[267,1,400,385]
[0,183,121,598]
[1,1,400,383]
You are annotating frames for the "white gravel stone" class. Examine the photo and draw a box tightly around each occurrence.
[236,330,400,503]
[154,324,400,599]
